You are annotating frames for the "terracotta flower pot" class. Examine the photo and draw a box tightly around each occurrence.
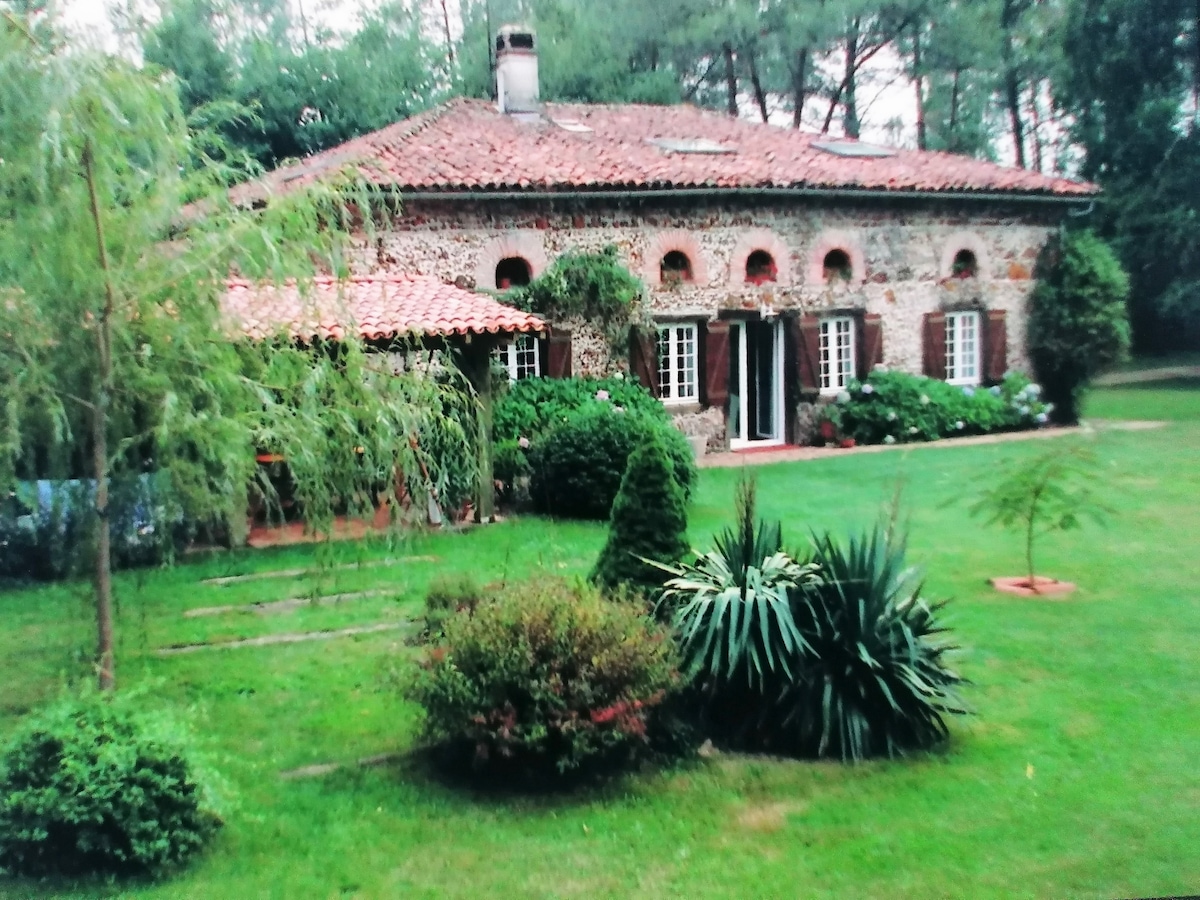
[839,438,856,448]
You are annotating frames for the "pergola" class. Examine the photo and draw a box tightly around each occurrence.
[223,273,546,523]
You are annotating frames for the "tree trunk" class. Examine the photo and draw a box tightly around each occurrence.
[792,47,809,128]
[1028,82,1044,172]
[914,30,927,150]
[722,42,738,117]
[1001,0,1027,168]
[950,68,961,132]
[82,138,116,692]
[439,0,455,66]
[844,20,861,138]
[747,47,769,123]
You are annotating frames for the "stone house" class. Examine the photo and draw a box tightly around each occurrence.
[241,27,1096,451]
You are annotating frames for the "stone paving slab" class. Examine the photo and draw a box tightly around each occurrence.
[279,752,403,781]
[183,590,393,619]
[1093,365,1200,385]
[201,556,436,587]
[156,622,407,656]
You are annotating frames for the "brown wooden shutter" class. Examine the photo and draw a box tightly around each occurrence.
[858,313,883,378]
[794,314,822,392]
[629,327,659,397]
[922,312,947,380]
[984,309,1008,384]
[702,320,731,408]
[545,329,572,378]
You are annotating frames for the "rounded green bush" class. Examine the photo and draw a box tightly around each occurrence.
[493,374,665,446]
[0,694,221,878]
[529,406,696,520]
[408,577,680,775]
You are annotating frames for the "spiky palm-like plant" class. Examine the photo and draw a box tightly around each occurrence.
[790,525,968,761]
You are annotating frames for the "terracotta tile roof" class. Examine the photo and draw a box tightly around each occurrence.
[234,98,1096,202]
[223,274,546,341]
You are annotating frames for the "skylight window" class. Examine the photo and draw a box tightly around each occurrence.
[812,140,897,159]
[552,118,593,133]
[647,137,735,155]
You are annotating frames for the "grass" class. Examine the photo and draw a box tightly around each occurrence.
[1,380,1198,898]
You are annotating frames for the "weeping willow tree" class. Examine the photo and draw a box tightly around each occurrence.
[0,10,476,690]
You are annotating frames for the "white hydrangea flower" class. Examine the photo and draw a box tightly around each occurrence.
[1027,383,1041,396]
[518,436,530,449]
[962,386,975,397]
[836,390,851,404]
[861,383,875,395]
[908,426,919,434]
[887,411,897,421]
[956,420,965,430]
[1035,412,1048,424]
[613,405,626,414]
[883,435,896,444]
[595,389,610,401]
[989,385,1002,396]
[920,394,930,405]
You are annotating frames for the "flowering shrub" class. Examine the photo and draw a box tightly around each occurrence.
[529,405,696,520]
[493,374,665,447]
[407,577,679,775]
[822,370,1052,446]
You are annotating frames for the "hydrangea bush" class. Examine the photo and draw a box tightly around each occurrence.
[823,370,1052,446]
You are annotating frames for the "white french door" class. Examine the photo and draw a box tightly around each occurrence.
[729,319,785,450]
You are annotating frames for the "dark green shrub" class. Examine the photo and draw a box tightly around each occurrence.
[493,374,664,446]
[591,435,689,594]
[421,573,486,642]
[492,439,531,506]
[828,370,1051,446]
[408,577,679,775]
[789,524,968,761]
[0,694,221,878]
[1028,230,1131,423]
[529,406,696,520]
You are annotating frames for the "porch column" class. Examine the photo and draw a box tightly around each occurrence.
[458,335,497,524]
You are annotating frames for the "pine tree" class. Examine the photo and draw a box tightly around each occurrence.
[591,435,689,594]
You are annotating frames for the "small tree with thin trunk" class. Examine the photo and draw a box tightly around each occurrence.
[970,444,1109,592]
[0,11,475,690]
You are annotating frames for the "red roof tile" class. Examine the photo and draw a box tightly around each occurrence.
[223,274,546,342]
[235,98,1096,202]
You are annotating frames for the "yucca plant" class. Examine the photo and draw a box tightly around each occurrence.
[789,524,968,761]
[656,475,820,692]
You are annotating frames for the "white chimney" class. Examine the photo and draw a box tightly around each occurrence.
[495,26,539,114]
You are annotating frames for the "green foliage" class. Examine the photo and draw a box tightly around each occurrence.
[407,577,679,775]
[970,443,1110,587]
[0,692,221,878]
[421,573,485,642]
[492,438,532,505]
[591,434,689,594]
[506,247,648,352]
[827,370,1052,445]
[529,405,696,520]
[789,524,968,761]
[1028,230,1132,424]
[493,374,665,446]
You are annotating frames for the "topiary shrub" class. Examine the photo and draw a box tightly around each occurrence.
[591,434,689,594]
[529,406,696,520]
[407,577,679,776]
[826,370,1052,446]
[492,374,664,447]
[1028,229,1131,424]
[0,694,221,878]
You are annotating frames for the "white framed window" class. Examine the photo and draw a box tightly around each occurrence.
[945,311,981,385]
[493,334,540,381]
[656,323,698,403]
[819,316,856,393]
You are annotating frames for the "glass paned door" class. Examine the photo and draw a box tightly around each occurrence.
[730,320,784,449]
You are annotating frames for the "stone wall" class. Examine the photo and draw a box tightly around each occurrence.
[357,195,1062,448]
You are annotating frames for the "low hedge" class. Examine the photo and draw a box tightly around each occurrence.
[822,370,1052,446]
[493,374,665,446]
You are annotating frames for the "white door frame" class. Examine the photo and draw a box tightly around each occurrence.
[729,319,786,450]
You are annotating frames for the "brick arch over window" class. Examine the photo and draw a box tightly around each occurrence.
[645,230,708,287]
[939,231,992,281]
[474,233,549,290]
[806,230,866,286]
[729,229,793,286]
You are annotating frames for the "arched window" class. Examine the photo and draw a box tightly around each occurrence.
[660,250,693,284]
[745,250,777,285]
[495,257,532,290]
[823,248,853,283]
[952,248,979,279]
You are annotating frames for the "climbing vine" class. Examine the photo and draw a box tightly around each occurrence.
[505,246,653,353]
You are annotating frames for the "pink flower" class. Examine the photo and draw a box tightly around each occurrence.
[518,436,530,449]
[595,390,610,401]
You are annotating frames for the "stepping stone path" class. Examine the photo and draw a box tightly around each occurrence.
[156,622,407,656]
[184,590,392,618]
[279,752,402,781]
[201,556,437,587]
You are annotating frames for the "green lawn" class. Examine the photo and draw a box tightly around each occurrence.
[2,381,1198,899]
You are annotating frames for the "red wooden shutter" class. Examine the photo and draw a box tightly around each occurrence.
[702,320,731,408]
[858,313,883,378]
[545,329,572,378]
[794,315,822,392]
[984,309,1008,383]
[629,327,659,397]
[922,312,947,380]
